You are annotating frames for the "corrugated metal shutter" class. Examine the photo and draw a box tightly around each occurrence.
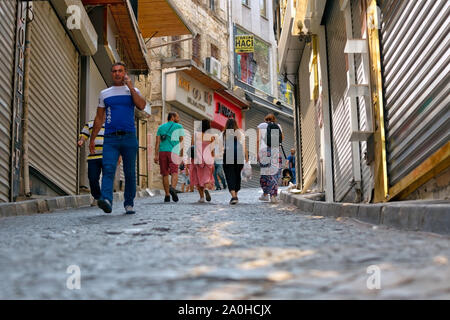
[352,0,373,202]
[325,0,353,202]
[242,107,266,188]
[298,44,317,189]
[279,117,295,159]
[380,0,450,186]
[0,0,17,202]
[28,2,79,194]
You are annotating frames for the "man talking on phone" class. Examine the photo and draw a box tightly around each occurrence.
[89,62,146,215]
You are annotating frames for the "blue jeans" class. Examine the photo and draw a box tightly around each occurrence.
[87,158,103,200]
[214,163,227,189]
[291,167,296,184]
[101,132,138,208]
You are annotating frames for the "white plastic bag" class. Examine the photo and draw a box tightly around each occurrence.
[242,161,252,179]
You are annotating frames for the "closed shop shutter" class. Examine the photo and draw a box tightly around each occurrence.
[380,0,450,186]
[352,0,373,201]
[28,2,79,194]
[325,0,353,202]
[298,44,317,189]
[0,0,17,202]
[279,117,295,159]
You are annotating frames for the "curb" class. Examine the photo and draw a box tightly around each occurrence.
[280,191,450,235]
[0,189,163,218]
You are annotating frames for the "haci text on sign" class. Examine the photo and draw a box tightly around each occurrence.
[235,35,254,53]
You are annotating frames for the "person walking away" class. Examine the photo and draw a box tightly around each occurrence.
[286,148,296,185]
[89,62,146,214]
[178,159,188,193]
[78,120,105,205]
[190,119,215,203]
[257,113,284,203]
[213,142,227,190]
[154,112,185,202]
[222,118,247,205]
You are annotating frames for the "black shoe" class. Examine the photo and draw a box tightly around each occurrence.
[164,195,170,202]
[205,190,211,202]
[169,187,179,202]
[98,199,112,213]
[229,197,238,205]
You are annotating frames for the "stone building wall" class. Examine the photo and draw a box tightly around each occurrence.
[136,0,230,189]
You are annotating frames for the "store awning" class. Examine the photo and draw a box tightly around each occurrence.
[138,0,195,38]
[82,0,150,72]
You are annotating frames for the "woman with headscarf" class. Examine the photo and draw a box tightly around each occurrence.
[257,113,284,203]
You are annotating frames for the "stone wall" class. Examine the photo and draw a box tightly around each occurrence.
[405,167,450,201]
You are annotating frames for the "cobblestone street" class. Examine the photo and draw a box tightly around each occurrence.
[0,188,449,299]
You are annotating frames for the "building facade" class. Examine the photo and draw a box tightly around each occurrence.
[278,0,449,203]
[231,0,296,188]
[0,0,153,202]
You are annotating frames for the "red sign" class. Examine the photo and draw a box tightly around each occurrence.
[212,93,243,130]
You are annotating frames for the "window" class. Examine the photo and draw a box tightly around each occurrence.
[235,28,271,94]
[242,0,249,7]
[209,0,215,11]
[260,0,266,17]
[211,43,219,60]
[192,34,202,66]
[171,36,181,58]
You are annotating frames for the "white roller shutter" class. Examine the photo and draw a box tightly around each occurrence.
[380,0,450,186]
[28,2,79,194]
[352,0,373,202]
[325,0,354,202]
[0,0,17,202]
[298,44,317,190]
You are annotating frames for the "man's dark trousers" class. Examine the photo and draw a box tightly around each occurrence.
[88,158,103,200]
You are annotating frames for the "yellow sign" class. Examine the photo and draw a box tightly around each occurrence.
[235,35,254,53]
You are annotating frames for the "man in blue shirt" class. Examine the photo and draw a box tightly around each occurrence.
[89,62,146,214]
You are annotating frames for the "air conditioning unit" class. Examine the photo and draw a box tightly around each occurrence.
[204,56,221,79]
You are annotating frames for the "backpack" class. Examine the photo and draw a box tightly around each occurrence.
[265,122,282,147]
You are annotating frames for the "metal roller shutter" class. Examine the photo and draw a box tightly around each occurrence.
[380,0,450,186]
[28,2,79,194]
[0,0,17,202]
[299,44,317,189]
[325,0,354,202]
[279,117,295,159]
[352,0,373,202]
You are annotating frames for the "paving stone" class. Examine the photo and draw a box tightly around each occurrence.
[0,188,448,299]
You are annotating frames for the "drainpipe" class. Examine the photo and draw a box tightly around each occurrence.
[227,0,234,88]
[22,3,33,197]
[161,67,191,123]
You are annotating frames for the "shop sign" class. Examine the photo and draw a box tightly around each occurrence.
[166,73,214,119]
[216,103,236,119]
[235,35,254,53]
